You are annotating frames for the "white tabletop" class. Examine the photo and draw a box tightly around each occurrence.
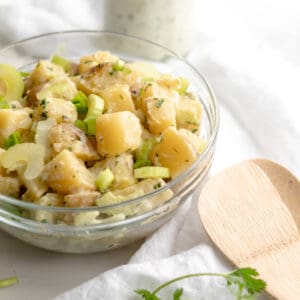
[0,230,140,300]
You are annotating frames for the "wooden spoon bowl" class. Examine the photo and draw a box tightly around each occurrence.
[198,159,300,300]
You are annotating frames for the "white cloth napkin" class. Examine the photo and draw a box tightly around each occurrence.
[0,1,299,299]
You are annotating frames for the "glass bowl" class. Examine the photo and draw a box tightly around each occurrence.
[0,31,219,253]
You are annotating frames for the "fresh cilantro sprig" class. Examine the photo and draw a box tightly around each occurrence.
[0,276,18,289]
[135,267,266,300]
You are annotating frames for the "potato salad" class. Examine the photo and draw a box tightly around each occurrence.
[0,51,205,224]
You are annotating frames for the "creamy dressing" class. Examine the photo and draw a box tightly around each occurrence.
[104,0,199,55]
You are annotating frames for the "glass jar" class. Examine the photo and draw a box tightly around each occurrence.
[103,0,199,56]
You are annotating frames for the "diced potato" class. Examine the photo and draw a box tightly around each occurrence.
[42,150,96,194]
[34,193,64,223]
[176,94,202,133]
[96,111,142,156]
[64,191,100,207]
[178,128,206,154]
[71,140,99,161]
[38,97,77,123]
[0,108,33,145]
[138,82,179,113]
[79,51,119,74]
[17,166,48,201]
[99,84,136,113]
[49,123,98,160]
[36,77,78,101]
[73,211,100,226]
[96,178,173,215]
[157,74,181,90]
[35,193,64,206]
[28,60,66,87]
[90,153,136,189]
[127,61,160,80]
[0,175,20,197]
[78,62,137,95]
[150,127,197,178]
[145,97,176,135]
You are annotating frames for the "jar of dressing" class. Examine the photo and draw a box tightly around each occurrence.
[103,0,199,56]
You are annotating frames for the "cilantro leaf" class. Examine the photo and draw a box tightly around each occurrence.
[173,288,184,300]
[228,268,267,295]
[135,289,161,300]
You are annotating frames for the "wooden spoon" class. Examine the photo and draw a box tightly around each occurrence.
[198,160,300,300]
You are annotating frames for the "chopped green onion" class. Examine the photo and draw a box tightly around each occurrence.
[19,71,30,77]
[51,55,71,72]
[71,91,88,114]
[84,117,96,135]
[85,94,104,119]
[74,120,87,132]
[3,132,21,150]
[178,77,189,95]
[112,60,131,74]
[0,95,10,109]
[96,168,114,192]
[134,166,170,179]
[0,276,18,289]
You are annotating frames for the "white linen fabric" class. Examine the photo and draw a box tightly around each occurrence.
[0,0,299,299]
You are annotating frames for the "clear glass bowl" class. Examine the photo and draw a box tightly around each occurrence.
[0,31,219,253]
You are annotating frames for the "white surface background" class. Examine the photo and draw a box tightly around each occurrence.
[0,0,299,299]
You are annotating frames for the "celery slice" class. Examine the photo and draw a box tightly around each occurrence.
[84,118,96,135]
[0,96,10,109]
[0,276,18,289]
[178,77,189,95]
[3,132,21,150]
[0,64,24,101]
[112,60,131,74]
[86,94,104,119]
[134,166,170,179]
[51,55,71,72]
[71,91,88,114]
[74,119,87,132]
[134,139,155,168]
[96,168,114,192]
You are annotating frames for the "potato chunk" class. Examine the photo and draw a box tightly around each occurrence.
[43,150,95,194]
[145,97,176,135]
[90,153,136,189]
[150,127,197,178]
[79,62,137,95]
[38,97,77,123]
[176,94,202,133]
[49,123,98,160]
[138,82,179,113]
[0,175,20,197]
[28,60,66,87]
[96,111,142,156]
[79,51,119,74]
[100,84,136,113]
[36,77,78,101]
[64,191,100,208]
[0,108,33,144]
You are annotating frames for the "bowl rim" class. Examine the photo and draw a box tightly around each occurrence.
[0,30,220,214]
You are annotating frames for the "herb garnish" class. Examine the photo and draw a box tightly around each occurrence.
[0,276,18,289]
[155,98,165,108]
[135,267,266,300]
